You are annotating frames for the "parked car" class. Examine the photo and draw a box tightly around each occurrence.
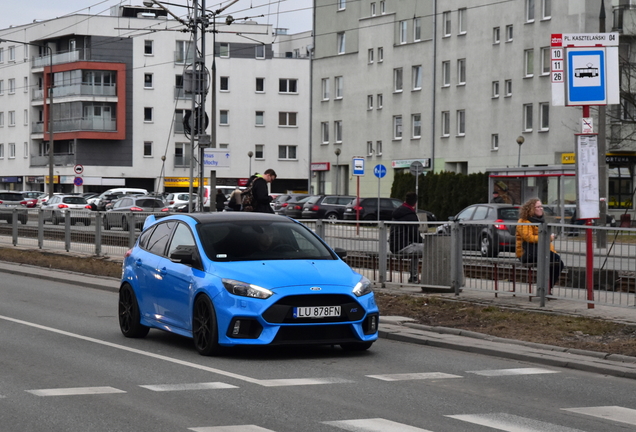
[343,197,403,221]
[166,192,198,210]
[437,203,520,257]
[300,195,356,220]
[89,188,148,210]
[0,191,29,224]
[118,212,379,355]
[19,191,39,208]
[103,196,169,230]
[283,195,313,219]
[273,194,309,215]
[41,194,93,226]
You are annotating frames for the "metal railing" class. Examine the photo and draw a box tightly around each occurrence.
[1,211,635,309]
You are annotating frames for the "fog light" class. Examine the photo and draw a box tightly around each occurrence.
[369,315,377,332]
[232,320,242,336]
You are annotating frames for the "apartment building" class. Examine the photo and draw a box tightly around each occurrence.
[311,0,634,213]
[0,6,311,194]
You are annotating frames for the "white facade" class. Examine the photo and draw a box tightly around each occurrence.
[0,8,311,194]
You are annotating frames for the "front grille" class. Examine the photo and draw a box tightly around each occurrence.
[271,324,356,344]
[262,294,365,324]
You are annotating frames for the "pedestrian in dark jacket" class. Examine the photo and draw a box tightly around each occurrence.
[215,190,226,212]
[389,192,424,283]
[250,168,277,213]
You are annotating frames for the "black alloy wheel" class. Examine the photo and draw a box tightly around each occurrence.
[118,284,150,338]
[192,295,222,356]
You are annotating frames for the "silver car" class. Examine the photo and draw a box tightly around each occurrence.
[0,191,29,224]
[41,194,92,226]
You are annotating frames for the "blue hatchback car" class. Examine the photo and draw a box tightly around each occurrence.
[119,212,379,355]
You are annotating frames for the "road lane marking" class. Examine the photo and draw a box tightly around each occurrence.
[0,314,346,388]
[323,418,433,431]
[562,406,636,426]
[446,413,585,431]
[256,377,352,387]
[189,426,276,432]
[467,367,560,377]
[140,382,238,391]
[26,386,125,397]
[367,372,462,381]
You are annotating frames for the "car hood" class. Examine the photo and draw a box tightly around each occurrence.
[209,259,361,290]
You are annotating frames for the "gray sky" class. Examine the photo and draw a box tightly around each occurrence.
[0,0,313,34]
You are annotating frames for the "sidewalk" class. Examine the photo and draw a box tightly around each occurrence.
[1,260,636,380]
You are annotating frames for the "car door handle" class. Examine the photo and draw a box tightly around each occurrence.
[135,259,142,267]
[160,267,167,275]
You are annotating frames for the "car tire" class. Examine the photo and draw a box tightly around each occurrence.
[192,295,223,356]
[325,213,339,222]
[103,217,111,230]
[52,214,60,225]
[122,216,129,231]
[480,233,497,257]
[118,284,149,338]
[84,218,91,227]
[340,341,374,351]
[19,216,27,224]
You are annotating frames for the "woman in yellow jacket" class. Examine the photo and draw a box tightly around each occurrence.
[516,198,564,293]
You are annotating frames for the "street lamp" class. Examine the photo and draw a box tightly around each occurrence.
[516,135,525,168]
[1,38,54,196]
[334,148,341,196]
[248,151,253,176]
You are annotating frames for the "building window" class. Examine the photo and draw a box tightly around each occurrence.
[255,144,264,159]
[376,140,383,155]
[458,8,466,34]
[144,74,153,89]
[255,111,264,126]
[175,142,191,167]
[412,114,421,138]
[0,80,3,94]
[493,27,500,44]
[8,78,15,94]
[175,40,192,64]
[378,47,384,62]
[334,120,343,142]
[278,112,297,127]
[143,107,153,122]
[0,144,3,158]
[0,48,3,63]
[368,48,374,64]
[526,0,535,22]
[338,0,346,10]
[609,167,633,209]
[335,76,343,99]
[370,2,376,16]
[321,122,329,143]
[255,44,265,59]
[412,65,422,90]
[505,79,512,96]
[377,93,383,109]
[23,142,28,158]
[220,76,229,91]
[144,141,152,157]
[367,95,373,110]
[441,111,450,137]
[393,115,402,139]
[23,77,28,93]
[523,104,533,131]
[220,110,229,125]
[23,109,28,125]
[506,25,513,42]
[414,18,421,41]
[321,78,330,100]
[457,110,466,136]
[0,112,3,126]
[399,20,407,44]
[492,81,499,98]
[219,43,230,58]
[278,145,297,160]
[394,68,403,92]
[9,46,15,62]
[540,102,549,130]
[9,110,15,126]
[367,141,374,156]
[541,47,550,75]
[442,61,450,87]
[144,40,153,55]
[457,59,466,85]
[279,78,298,93]
[380,1,385,14]
[524,49,534,77]
[9,143,15,159]
[337,32,346,54]
[256,78,265,92]
[542,0,551,19]
[443,11,451,37]
[491,134,499,151]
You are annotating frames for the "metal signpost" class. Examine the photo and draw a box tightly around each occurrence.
[373,164,387,221]
[352,158,365,226]
[409,161,424,203]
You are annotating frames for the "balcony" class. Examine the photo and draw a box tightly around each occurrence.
[55,117,117,132]
[30,154,75,167]
[32,83,116,102]
[174,155,191,167]
[32,49,90,68]
[174,86,190,100]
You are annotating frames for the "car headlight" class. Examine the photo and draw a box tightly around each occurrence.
[222,279,273,299]
[352,276,373,297]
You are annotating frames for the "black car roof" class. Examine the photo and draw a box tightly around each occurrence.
[183,212,293,224]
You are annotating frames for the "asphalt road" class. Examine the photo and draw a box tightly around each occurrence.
[2,272,636,431]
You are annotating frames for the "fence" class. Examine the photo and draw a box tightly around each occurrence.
[1,209,635,309]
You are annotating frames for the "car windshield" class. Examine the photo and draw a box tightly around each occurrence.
[62,197,88,205]
[498,208,519,220]
[197,220,335,262]
[136,199,165,208]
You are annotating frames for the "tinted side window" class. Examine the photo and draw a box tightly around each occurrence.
[147,221,176,256]
[167,223,196,257]
[138,225,157,250]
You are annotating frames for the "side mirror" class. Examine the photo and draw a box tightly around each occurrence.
[334,247,347,259]
[169,246,199,267]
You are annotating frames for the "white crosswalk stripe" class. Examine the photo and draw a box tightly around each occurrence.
[562,406,636,426]
[26,386,126,397]
[140,382,238,392]
[323,418,433,431]
[467,367,560,377]
[255,377,352,387]
[189,426,276,432]
[366,372,463,381]
[446,413,586,431]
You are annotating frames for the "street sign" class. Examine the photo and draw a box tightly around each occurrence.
[73,164,84,175]
[373,164,387,178]
[409,161,424,176]
[353,158,365,176]
[203,150,230,168]
[567,48,606,105]
[74,177,83,186]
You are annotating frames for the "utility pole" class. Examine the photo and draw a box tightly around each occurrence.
[598,0,608,248]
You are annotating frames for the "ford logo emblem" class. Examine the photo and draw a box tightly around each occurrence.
[310,287,321,291]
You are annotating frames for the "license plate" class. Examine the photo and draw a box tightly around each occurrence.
[293,305,341,318]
